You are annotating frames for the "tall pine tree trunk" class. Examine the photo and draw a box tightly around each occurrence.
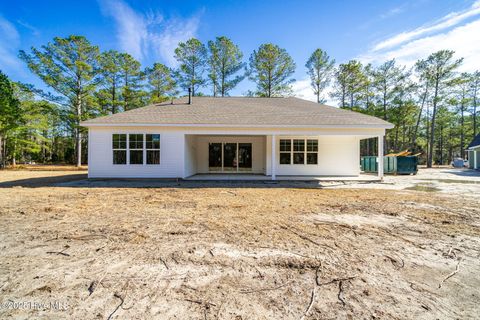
[474,100,477,137]
[0,134,3,168]
[427,78,439,168]
[473,82,478,137]
[76,95,82,167]
[411,84,428,151]
[439,123,443,165]
[12,138,16,167]
[460,101,465,158]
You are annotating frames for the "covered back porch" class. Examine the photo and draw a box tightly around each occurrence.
[183,132,385,180]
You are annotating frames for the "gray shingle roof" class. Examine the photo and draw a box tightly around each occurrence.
[81,97,393,128]
[468,133,480,149]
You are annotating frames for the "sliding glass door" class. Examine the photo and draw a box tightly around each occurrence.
[238,143,252,172]
[208,143,222,171]
[208,142,252,172]
[223,143,237,172]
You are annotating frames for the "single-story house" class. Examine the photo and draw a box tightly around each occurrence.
[80,97,394,180]
[467,133,480,169]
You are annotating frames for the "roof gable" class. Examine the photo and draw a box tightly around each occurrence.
[468,133,480,149]
[81,97,393,128]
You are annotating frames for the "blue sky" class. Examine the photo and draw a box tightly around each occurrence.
[1,0,479,102]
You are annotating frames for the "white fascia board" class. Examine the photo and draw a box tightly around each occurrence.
[80,122,394,129]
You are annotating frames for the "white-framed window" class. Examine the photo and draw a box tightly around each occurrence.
[279,139,291,164]
[129,134,144,165]
[112,134,127,165]
[306,139,318,164]
[112,133,161,165]
[279,138,318,165]
[146,134,160,164]
[293,139,305,164]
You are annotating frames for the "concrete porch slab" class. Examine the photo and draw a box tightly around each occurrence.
[185,173,381,182]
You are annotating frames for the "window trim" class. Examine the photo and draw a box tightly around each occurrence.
[278,138,318,166]
[306,139,318,165]
[128,133,144,165]
[112,134,127,165]
[279,139,292,165]
[145,134,161,165]
[112,133,161,166]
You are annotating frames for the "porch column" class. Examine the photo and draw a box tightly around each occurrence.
[475,150,478,169]
[378,135,384,179]
[271,134,276,180]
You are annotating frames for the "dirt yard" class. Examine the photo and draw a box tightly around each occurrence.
[0,169,479,319]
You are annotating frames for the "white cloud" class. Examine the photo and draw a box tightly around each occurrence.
[99,0,148,59]
[16,20,40,36]
[359,18,480,72]
[296,3,480,106]
[0,15,23,74]
[291,78,337,106]
[149,16,200,67]
[98,0,201,66]
[372,0,480,51]
[380,6,405,19]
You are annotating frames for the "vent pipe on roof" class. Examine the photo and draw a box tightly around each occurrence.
[188,88,192,105]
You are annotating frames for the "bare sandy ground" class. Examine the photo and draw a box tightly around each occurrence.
[325,168,480,198]
[0,168,479,319]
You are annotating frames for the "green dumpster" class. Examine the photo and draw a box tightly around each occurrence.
[396,156,418,175]
[360,155,417,175]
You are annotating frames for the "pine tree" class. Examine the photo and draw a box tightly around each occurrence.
[305,49,334,103]
[417,50,462,167]
[145,63,175,103]
[248,43,296,97]
[174,38,207,96]
[19,35,100,167]
[207,36,245,97]
[0,70,21,167]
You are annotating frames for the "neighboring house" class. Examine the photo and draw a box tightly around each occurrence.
[467,133,480,169]
[80,97,393,180]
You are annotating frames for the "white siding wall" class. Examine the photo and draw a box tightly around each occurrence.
[87,126,382,178]
[268,135,361,176]
[88,127,185,178]
[184,135,197,178]
[194,136,266,174]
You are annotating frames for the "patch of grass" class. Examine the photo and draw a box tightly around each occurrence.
[419,178,480,185]
[405,183,440,192]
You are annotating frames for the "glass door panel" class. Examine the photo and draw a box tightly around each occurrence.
[238,143,252,171]
[223,143,237,171]
[208,143,222,171]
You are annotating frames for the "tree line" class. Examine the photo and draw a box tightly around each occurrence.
[0,34,478,168]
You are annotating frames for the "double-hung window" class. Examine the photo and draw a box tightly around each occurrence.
[279,139,292,164]
[279,138,318,165]
[129,134,144,164]
[146,134,160,164]
[112,134,127,164]
[293,139,305,164]
[306,140,318,164]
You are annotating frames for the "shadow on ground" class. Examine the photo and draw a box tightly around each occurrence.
[0,173,382,189]
[441,169,480,177]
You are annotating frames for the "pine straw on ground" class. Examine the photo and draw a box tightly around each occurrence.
[0,173,479,319]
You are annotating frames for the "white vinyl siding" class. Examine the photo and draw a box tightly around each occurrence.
[268,135,361,176]
[88,128,184,178]
[87,126,384,179]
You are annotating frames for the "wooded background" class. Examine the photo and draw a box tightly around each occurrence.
[0,35,478,168]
